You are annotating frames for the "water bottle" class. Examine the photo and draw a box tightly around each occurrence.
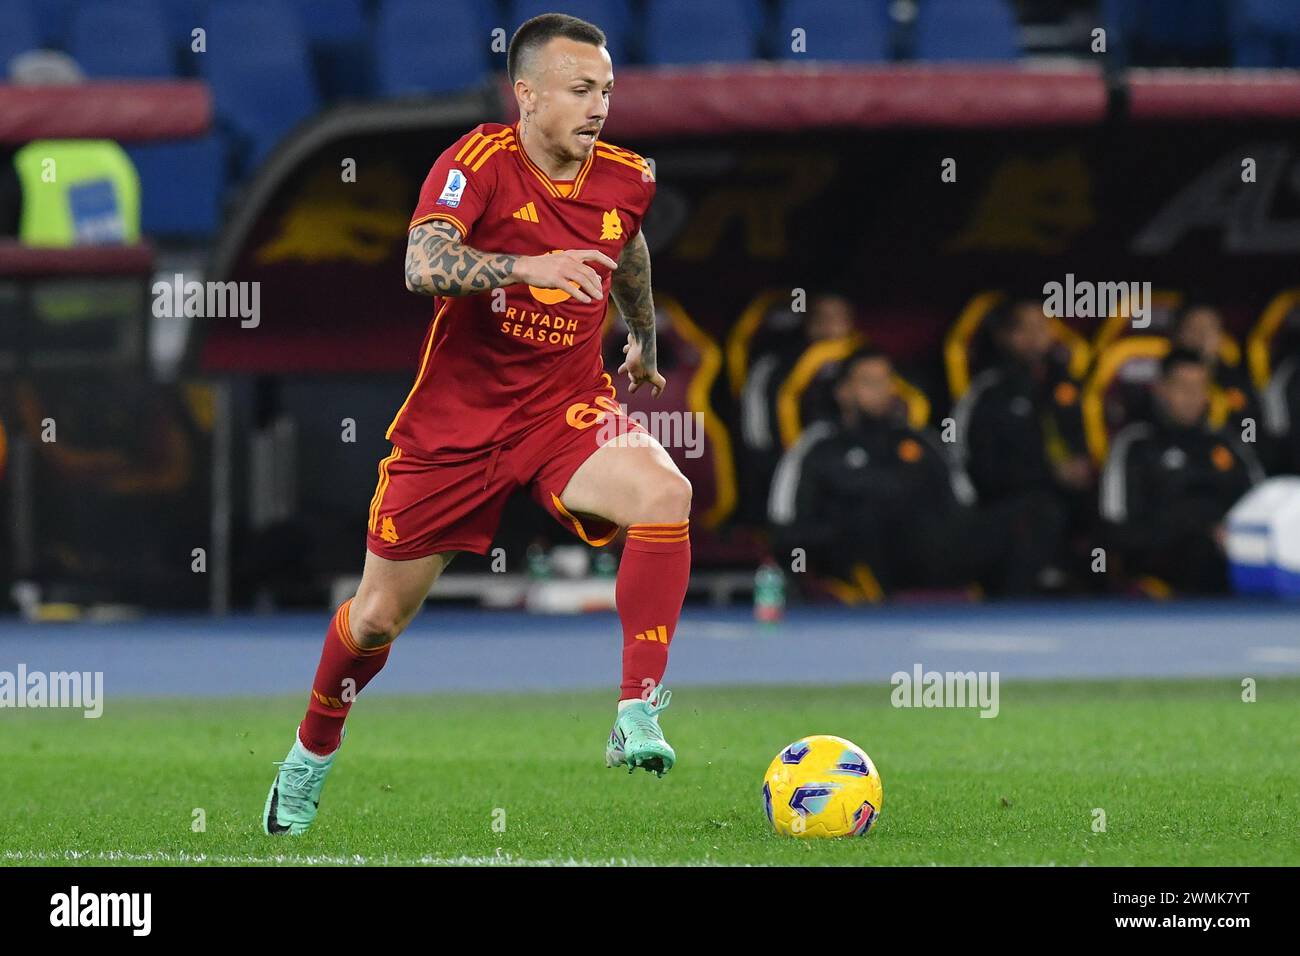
[754,561,785,624]
[525,543,552,580]
[592,551,618,578]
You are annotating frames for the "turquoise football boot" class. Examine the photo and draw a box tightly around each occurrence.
[262,731,343,836]
[605,686,675,777]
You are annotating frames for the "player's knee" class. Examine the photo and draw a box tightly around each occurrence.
[639,471,692,523]
[349,595,409,648]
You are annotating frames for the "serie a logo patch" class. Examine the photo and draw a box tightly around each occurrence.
[436,168,466,207]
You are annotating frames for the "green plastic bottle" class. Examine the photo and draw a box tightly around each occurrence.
[593,551,618,578]
[754,561,785,625]
[526,543,552,580]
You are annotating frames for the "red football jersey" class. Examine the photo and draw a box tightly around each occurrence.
[387,121,656,460]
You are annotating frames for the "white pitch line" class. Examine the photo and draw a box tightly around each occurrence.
[0,849,719,867]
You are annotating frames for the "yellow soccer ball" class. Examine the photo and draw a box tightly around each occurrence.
[762,735,883,838]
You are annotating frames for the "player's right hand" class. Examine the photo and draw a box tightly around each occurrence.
[515,250,618,304]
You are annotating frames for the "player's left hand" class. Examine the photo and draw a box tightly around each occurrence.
[618,332,666,398]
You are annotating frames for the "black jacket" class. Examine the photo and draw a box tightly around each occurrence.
[768,412,957,546]
[956,356,1087,503]
[1100,412,1260,553]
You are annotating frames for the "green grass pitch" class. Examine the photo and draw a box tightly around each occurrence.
[2,678,1297,866]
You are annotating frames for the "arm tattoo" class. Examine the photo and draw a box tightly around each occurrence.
[610,231,656,370]
[405,220,518,296]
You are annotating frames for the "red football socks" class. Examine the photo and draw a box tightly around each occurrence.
[298,598,392,756]
[297,524,688,747]
[616,521,691,700]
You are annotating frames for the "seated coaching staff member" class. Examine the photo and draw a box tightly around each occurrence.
[1100,348,1262,593]
[769,347,1063,597]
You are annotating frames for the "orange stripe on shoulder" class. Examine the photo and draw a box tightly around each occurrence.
[467,130,514,171]
[456,128,510,161]
[453,132,484,163]
[595,148,653,179]
[595,140,643,160]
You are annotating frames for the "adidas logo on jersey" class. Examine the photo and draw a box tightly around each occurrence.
[512,202,539,223]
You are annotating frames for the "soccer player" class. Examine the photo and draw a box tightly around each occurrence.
[264,13,692,836]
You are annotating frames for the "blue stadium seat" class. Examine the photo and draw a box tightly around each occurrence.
[69,0,174,78]
[290,0,372,99]
[1105,0,1228,65]
[913,0,1020,62]
[22,0,69,47]
[202,0,320,174]
[0,0,40,73]
[375,0,488,96]
[1236,0,1299,34]
[1144,0,1226,54]
[127,135,225,238]
[643,0,760,65]
[1232,0,1300,67]
[776,0,891,62]
[290,0,364,44]
[158,0,207,47]
[509,0,630,64]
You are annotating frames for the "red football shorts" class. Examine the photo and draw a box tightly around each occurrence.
[365,382,649,559]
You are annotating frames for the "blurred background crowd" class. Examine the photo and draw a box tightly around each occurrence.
[2,0,1299,612]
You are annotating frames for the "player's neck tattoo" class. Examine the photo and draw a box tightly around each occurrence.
[519,113,580,181]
